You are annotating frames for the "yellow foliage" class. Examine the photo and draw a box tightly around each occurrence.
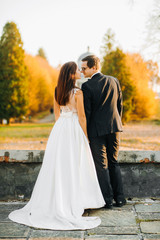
[125,53,157,119]
[25,54,59,115]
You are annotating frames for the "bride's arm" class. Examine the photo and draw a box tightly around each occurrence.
[75,90,89,141]
[54,95,60,122]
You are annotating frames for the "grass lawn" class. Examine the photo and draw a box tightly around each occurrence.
[0,120,160,150]
[0,123,54,150]
[0,123,53,139]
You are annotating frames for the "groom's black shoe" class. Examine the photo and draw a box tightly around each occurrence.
[104,202,113,209]
[115,199,126,207]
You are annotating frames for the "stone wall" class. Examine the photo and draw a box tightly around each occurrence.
[0,150,160,200]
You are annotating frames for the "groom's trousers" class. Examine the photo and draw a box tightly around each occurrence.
[89,132,125,204]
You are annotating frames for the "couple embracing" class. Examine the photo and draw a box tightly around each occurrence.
[9,55,126,230]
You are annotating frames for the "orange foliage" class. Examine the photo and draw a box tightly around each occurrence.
[25,54,59,115]
[125,53,157,119]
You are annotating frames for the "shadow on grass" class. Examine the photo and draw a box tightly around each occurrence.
[153,119,160,125]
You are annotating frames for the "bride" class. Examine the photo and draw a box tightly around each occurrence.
[9,61,105,230]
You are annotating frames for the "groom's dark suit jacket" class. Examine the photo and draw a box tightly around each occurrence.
[81,73,123,139]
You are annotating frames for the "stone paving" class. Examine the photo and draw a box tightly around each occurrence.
[0,199,160,240]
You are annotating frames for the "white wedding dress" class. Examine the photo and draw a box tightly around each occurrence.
[9,89,105,230]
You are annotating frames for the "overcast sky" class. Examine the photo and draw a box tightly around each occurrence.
[0,0,155,67]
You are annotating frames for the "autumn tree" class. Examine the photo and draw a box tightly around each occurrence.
[24,55,40,114]
[25,54,59,115]
[147,60,160,92]
[0,22,28,124]
[126,53,157,119]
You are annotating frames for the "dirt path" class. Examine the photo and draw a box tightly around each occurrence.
[37,114,55,123]
[121,122,160,150]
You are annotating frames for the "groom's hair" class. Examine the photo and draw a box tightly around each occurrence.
[82,55,100,70]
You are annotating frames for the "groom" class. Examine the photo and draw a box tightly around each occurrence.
[81,55,126,209]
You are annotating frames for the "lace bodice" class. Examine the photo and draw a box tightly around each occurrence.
[60,88,79,115]
[60,105,77,113]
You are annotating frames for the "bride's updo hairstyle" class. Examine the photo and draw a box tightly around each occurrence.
[55,61,77,106]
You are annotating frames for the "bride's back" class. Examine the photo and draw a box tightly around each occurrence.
[60,88,79,112]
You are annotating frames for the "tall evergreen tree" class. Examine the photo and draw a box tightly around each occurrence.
[0,22,28,124]
[37,48,47,60]
[101,30,135,122]
[101,28,116,55]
